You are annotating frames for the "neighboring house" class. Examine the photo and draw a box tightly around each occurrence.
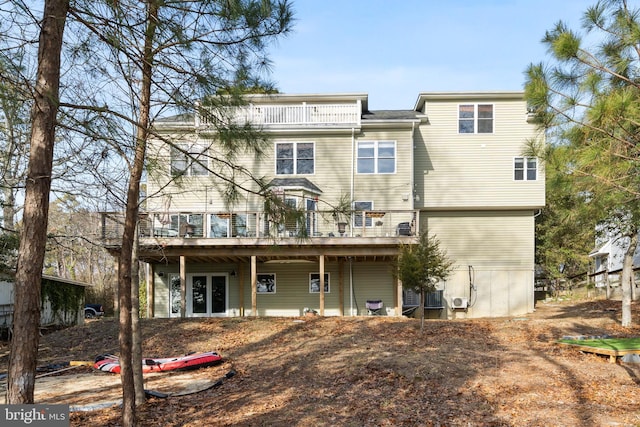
[0,274,88,335]
[589,232,640,288]
[102,91,544,319]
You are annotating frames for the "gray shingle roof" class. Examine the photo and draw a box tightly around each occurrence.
[362,110,420,120]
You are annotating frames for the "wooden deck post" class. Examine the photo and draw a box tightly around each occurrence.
[251,256,257,317]
[319,255,325,316]
[238,264,245,317]
[338,258,344,316]
[396,261,403,317]
[148,263,154,318]
[180,255,186,318]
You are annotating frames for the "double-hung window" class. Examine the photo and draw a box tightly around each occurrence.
[514,157,537,181]
[353,201,373,228]
[459,104,493,134]
[357,141,396,174]
[171,143,208,177]
[276,142,314,175]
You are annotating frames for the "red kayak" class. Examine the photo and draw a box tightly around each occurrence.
[94,351,222,374]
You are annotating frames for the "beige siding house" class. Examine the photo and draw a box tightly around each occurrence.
[103,91,544,319]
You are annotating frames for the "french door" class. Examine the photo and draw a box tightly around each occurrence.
[186,273,228,317]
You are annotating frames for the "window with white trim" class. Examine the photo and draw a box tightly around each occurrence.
[357,141,396,173]
[514,157,537,181]
[459,104,493,134]
[353,201,373,228]
[276,142,314,175]
[309,273,330,293]
[171,143,208,177]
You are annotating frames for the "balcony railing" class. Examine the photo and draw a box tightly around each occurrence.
[100,209,418,242]
[199,102,361,129]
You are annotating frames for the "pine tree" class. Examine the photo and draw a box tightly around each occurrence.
[396,233,454,332]
[525,0,640,326]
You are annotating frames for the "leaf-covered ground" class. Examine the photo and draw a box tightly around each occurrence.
[1,297,640,426]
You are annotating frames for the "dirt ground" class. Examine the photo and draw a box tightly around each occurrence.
[1,296,640,426]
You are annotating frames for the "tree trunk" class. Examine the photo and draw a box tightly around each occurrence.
[118,228,136,426]
[6,0,68,404]
[2,183,16,231]
[118,2,159,424]
[131,228,145,405]
[420,288,425,334]
[621,232,637,327]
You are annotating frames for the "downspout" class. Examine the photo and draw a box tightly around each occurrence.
[350,127,355,237]
[410,121,417,232]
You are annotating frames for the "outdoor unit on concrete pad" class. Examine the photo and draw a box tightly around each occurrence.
[451,297,468,309]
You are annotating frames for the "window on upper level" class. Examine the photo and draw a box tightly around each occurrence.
[459,104,493,134]
[514,157,537,181]
[276,142,314,175]
[171,143,208,177]
[357,141,396,174]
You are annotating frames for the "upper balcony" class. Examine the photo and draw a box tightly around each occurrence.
[197,100,363,130]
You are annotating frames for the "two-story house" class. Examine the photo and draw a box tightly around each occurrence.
[102,91,544,319]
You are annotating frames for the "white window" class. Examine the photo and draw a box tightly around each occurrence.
[514,157,537,181]
[353,201,373,228]
[257,273,276,293]
[309,273,330,293]
[171,143,208,176]
[357,141,396,173]
[276,142,314,175]
[459,104,493,134]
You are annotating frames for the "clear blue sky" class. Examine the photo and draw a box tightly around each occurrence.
[268,0,592,109]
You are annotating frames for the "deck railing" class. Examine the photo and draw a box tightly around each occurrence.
[100,209,418,242]
[199,102,361,128]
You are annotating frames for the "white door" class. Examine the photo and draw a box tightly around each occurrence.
[187,274,228,317]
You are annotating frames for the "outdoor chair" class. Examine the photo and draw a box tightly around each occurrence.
[366,299,384,315]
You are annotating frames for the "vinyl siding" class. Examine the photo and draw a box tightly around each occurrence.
[422,211,535,317]
[352,127,414,211]
[246,263,342,316]
[415,98,544,209]
[350,262,396,316]
[146,127,415,214]
[152,260,399,317]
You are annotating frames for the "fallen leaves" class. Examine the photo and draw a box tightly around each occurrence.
[0,298,639,426]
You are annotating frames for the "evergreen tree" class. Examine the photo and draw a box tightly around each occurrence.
[396,233,454,332]
[525,0,640,326]
[533,144,594,287]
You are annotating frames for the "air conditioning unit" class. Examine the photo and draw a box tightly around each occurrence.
[451,297,468,309]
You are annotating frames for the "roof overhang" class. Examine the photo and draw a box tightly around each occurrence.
[361,119,421,129]
[414,91,525,112]
[589,240,612,258]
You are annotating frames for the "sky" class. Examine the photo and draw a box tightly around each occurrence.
[268,0,593,110]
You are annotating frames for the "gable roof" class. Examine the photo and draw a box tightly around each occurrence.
[413,91,525,111]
